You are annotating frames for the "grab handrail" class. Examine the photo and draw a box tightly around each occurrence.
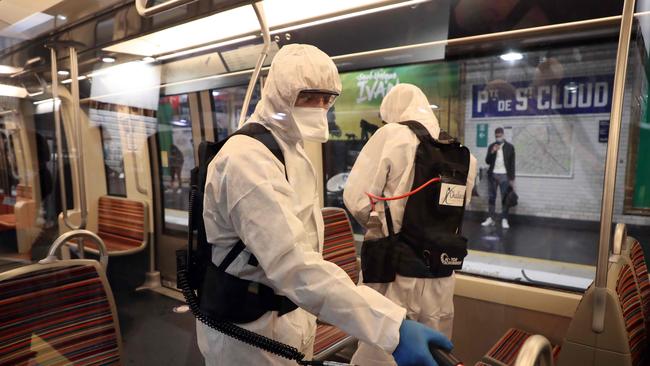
[40,229,108,269]
[127,118,148,195]
[238,1,270,128]
[593,0,636,333]
[514,335,554,366]
[48,45,88,231]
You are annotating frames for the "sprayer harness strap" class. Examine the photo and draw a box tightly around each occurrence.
[217,123,287,270]
[196,123,297,320]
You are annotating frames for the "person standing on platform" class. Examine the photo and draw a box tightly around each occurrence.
[481,127,515,229]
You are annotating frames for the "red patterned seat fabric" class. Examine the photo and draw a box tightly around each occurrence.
[630,241,650,333]
[321,208,358,283]
[480,329,561,366]
[617,264,648,366]
[314,208,358,356]
[314,325,349,356]
[76,196,145,254]
[0,265,121,365]
[484,328,532,365]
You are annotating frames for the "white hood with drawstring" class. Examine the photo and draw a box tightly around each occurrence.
[344,83,478,365]
[197,44,406,366]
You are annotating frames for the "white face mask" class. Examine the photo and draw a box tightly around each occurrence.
[293,107,329,143]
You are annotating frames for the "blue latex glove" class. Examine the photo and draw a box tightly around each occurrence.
[393,319,453,366]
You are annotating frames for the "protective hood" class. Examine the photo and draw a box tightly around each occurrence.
[380,83,440,138]
[248,44,342,142]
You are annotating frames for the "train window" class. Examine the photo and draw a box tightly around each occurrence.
[98,124,127,197]
[623,52,650,215]
[323,41,650,291]
[157,94,195,232]
[211,84,261,141]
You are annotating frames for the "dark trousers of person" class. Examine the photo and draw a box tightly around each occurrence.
[488,173,510,220]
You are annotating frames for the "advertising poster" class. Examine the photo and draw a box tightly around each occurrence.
[330,63,459,141]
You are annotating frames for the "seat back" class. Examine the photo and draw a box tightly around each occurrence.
[558,236,647,366]
[16,184,32,200]
[616,264,647,366]
[629,241,650,332]
[321,207,358,283]
[0,260,122,365]
[97,196,147,254]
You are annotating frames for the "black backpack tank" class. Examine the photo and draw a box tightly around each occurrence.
[361,121,470,282]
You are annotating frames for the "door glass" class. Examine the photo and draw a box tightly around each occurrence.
[99,124,127,197]
[157,94,195,232]
[211,84,261,141]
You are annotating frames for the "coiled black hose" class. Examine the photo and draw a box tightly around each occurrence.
[180,187,325,365]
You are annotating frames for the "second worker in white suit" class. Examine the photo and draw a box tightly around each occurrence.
[344,83,477,365]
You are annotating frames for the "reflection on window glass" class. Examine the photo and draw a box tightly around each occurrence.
[629,71,650,211]
[90,102,157,198]
[158,94,195,232]
[324,63,458,233]
[211,84,261,141]
[322,43,650,291]
[99,125,126,197]
[0,129,18,196]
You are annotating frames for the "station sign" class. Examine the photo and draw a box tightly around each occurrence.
[471,75,614,118]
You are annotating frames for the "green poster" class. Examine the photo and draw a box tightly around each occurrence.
[157,102,173,175]
[634,96,650,208]
[330,63,459,140]
[476,123,488,147]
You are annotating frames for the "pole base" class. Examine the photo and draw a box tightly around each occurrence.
[136,271,161,291]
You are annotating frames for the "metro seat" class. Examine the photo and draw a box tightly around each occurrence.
[474,328,561,366]
[476,236,648,366]
[0,259,123,365]
[313,207,359,360]
[68,196,148,256]
[0,185,38,254]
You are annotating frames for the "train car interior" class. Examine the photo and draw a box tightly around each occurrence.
[0,0,649,365]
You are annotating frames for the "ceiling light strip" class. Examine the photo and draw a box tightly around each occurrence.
[33,98,61,105]
[61,75,87,84]
[156,35,257,61]
[79,67,268,104]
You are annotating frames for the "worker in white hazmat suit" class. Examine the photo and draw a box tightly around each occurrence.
[344,83,477,365]
[197,45,452,366]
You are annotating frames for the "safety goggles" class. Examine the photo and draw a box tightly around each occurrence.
[294,90,339,109]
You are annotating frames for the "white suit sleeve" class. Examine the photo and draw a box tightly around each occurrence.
[343,125,412,228]
[216,145,406,352]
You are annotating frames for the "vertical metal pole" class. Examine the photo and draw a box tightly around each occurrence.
[238,1,270,128]
[592,0,636,332]
[49,47,72,230]
[69,47,87,230]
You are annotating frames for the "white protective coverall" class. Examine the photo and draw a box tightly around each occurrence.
[197,44,406,366]
[344,83,477,366]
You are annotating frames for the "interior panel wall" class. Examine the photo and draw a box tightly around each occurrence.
[452,295,572,364]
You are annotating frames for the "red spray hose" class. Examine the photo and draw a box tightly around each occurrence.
[366,177,441,211]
